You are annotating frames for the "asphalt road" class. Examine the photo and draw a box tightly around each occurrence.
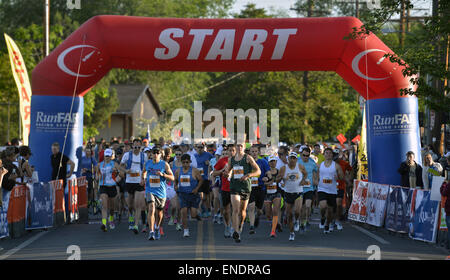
[0,209,448,260]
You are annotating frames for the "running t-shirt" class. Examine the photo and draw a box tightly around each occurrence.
[336,159,352,190]
[99,161,116,186]
[283,163,303,193]
[318,161,337,195]
[214,157,230,192]
[298,157,318,193]
[121,152,145,184]
[195,152,213,180]
[230,154,252,193]
[256,158,270,190]
[178,167,198,193]
[266,169,279,194]
[145,160,167,199]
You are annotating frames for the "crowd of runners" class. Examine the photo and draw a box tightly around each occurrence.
[78,136,359,243]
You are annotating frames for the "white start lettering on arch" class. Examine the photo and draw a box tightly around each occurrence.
[154,28,297,61]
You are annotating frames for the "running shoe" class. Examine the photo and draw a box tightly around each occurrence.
[336,221,343,231]
[329,223,335,232]
[155,228,161,240]
[176,223,183,231]
[160,227,164,236]
[218,215,223,225]
[249,226,255,234]
[224,227,231,238]
[289,232,295,241]
[206,211,212,218]
[195,215,202,221]
[183,229,190,237]
[319,219,325,229]
[109,221,115,230]
[148,231,155,240]
[270,231,276,238]
[202,212,208,218]
[299,224,305,233]
[168,217,175,226]
[132,225,139,234]
[324,225,330,234]
[101,224,107,232]
[233,231,241,243]
[213,214,218,224]
[294,220,300,232]
[141,226,147,233]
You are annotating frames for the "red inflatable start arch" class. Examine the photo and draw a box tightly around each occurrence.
[30,16,421,185]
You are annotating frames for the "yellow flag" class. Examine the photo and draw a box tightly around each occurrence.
[357,105,368,181]
[4,33,32,146]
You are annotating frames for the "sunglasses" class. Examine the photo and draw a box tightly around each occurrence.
[133,146,140,149]
[182,161,190,164]
[302,154,310,157]
[175,153,182,156]
[153,150,161,154]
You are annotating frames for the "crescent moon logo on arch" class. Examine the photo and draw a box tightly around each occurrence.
[352,49,390,81]
[57,45,98,77]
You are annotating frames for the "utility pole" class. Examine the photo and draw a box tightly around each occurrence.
[44,0,50,56]
[399,0,406,48]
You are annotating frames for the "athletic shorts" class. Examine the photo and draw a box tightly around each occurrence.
[178,192,200,209]
[99,185,117,198]
[303,191,315,203]
[117,179,126,193]
[337,189,345,199]
[230,189,250,201]
[284,192,303,205]
[126,183,144,195]
[318,191,337,209]
[265,192,281,202]
[199,180,211,194]
[249,187,265,209]
[221,190,231,207]
[146,193,166,210]
[166,186,177,200]
[87,177,94,190]
[212,177,221,189]
[278,188,286,200]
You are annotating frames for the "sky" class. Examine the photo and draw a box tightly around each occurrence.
[231,0,297,17]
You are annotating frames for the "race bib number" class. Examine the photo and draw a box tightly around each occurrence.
[304,178,311,186]
[129,172,140,177]
[323,177,332,184]
[233,166,244,179]
[197,168,204,176]
[180,175,190,187]
[251,177,259,187]
[149,175,160,188]
[287,173,298,181]
[267,182,277,193]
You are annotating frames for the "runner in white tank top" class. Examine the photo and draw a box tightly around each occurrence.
[317,148,344,234]
[279,152,308,241]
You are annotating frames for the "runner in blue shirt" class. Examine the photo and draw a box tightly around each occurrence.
[194,143,213,217]
[141,146,174,241]
[298,147,319,232]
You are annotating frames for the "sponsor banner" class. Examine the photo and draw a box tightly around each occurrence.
[50,180,65,214]
[366,97,421,185]
[409,190,440,243]
[77,177,87,208]
[25,183,54,230]
[366,182,389,227]
[385,186,415,233]
[4,33,32,145]
[68,178,79,222]
[0,205,8,239]
[29,95,84,183]
[348,181,369,223]
[439,196,447,230]
[7,185,28,224]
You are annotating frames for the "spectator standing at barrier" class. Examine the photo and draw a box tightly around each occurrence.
[398,151,423,189]
[422,152,443,190]
[18,146,33,183]
[440,180,450,250]
[50,142,75,221]
[79,146,98,210]
[1,147,21,208]
[0,159,9,206]
[440,152,450,181]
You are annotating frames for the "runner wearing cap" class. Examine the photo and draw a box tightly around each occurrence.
[263,156,282,238]
[318,148,344,233]
[142,147,174,240]
[194,143,213,218]
[209,147,222,224]
[298,147,318,232]
[170,148,183,230]
[174,154,203,237]
[211,145,232,238]
[96,149,122,232]
[224,143,261,243]
[120,138,146,234]
[248,145,270,234]
[279,152,308,241]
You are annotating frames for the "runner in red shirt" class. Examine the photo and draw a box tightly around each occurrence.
[211,145,232,238]
[334,149,352,231]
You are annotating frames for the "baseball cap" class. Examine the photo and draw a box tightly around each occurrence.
[268,156,278,162]
[299,145,308,153]
[445,151,450,158]
[333,148,340,154]
[288,152,298,158]
[144,147,151,153]
[143,139,149,143]
[104,149,113,157]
